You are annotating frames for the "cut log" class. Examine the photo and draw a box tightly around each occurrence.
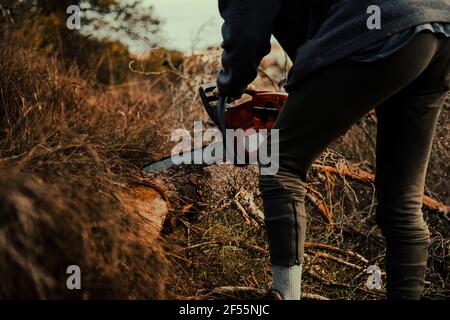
[118,185,169,234]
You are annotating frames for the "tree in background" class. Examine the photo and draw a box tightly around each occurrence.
[4,0,160,46]
[1,0,168,85]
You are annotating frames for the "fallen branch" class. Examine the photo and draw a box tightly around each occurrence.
[241,242,370,268]
[307,251,363,271]
[313,163,374,182]
[234,199,257,226]
[179,241,219,251]
[304,242,369,264]
[306,270,385,297]
[240,190,265,221]
[302,292,330,300]
[239,242,269,256]
[312,164,450,214]
[305,193,334,226]
[422,196,450,215]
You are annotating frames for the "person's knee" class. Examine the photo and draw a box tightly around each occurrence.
[259,167,306,202]
[375,203,431,245]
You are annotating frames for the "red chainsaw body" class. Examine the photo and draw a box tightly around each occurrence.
[223,90,287,164]
[199,83,288,164]
[224,91,288,131]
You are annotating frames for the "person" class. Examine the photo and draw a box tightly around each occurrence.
[215,0,450,300]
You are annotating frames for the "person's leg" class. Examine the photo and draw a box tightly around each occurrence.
[259,32,447,300]
[375,37,450,300]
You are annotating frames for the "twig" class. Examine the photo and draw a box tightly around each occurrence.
[304,242,369,264]
[307,250,363,271]
[239,242,269,256]
[241,190,265,221]
[302,292,330,300]
[179,241,219,251]
[305,193,334,226]
[234,189,261,226]
[165,252,193,265]
[312,163,374,182]
[312,163,450,214]
[306,270,385,297]
[128,60,191,81]
[234,199,255,226]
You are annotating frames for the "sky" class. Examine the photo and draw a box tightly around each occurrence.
[143,0,223,52]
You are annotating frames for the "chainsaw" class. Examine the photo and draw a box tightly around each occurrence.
[143,83,287,173]
[199,82,287,164]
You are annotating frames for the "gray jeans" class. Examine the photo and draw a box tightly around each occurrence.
[259,32,450,299]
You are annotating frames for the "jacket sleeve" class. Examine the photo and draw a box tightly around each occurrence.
[216,0,283,97]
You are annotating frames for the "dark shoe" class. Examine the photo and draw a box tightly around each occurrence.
[265,288,284,300]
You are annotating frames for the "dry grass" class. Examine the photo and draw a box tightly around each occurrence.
[0,35,172,299]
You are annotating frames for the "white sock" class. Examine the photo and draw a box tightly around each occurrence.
[272,264,302,300]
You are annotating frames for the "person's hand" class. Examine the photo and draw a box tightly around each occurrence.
[213,84,256,102]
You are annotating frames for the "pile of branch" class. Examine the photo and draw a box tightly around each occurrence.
[312,163,449,214]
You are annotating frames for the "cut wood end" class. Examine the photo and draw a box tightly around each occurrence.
[118,185,169,234]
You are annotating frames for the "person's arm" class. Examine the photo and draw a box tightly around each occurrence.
[217,0,283,98]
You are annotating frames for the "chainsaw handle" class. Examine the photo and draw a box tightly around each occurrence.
[243,87,277,98]
[243,86,257,97]
[217,95,227,136]
[221,86,258,101]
